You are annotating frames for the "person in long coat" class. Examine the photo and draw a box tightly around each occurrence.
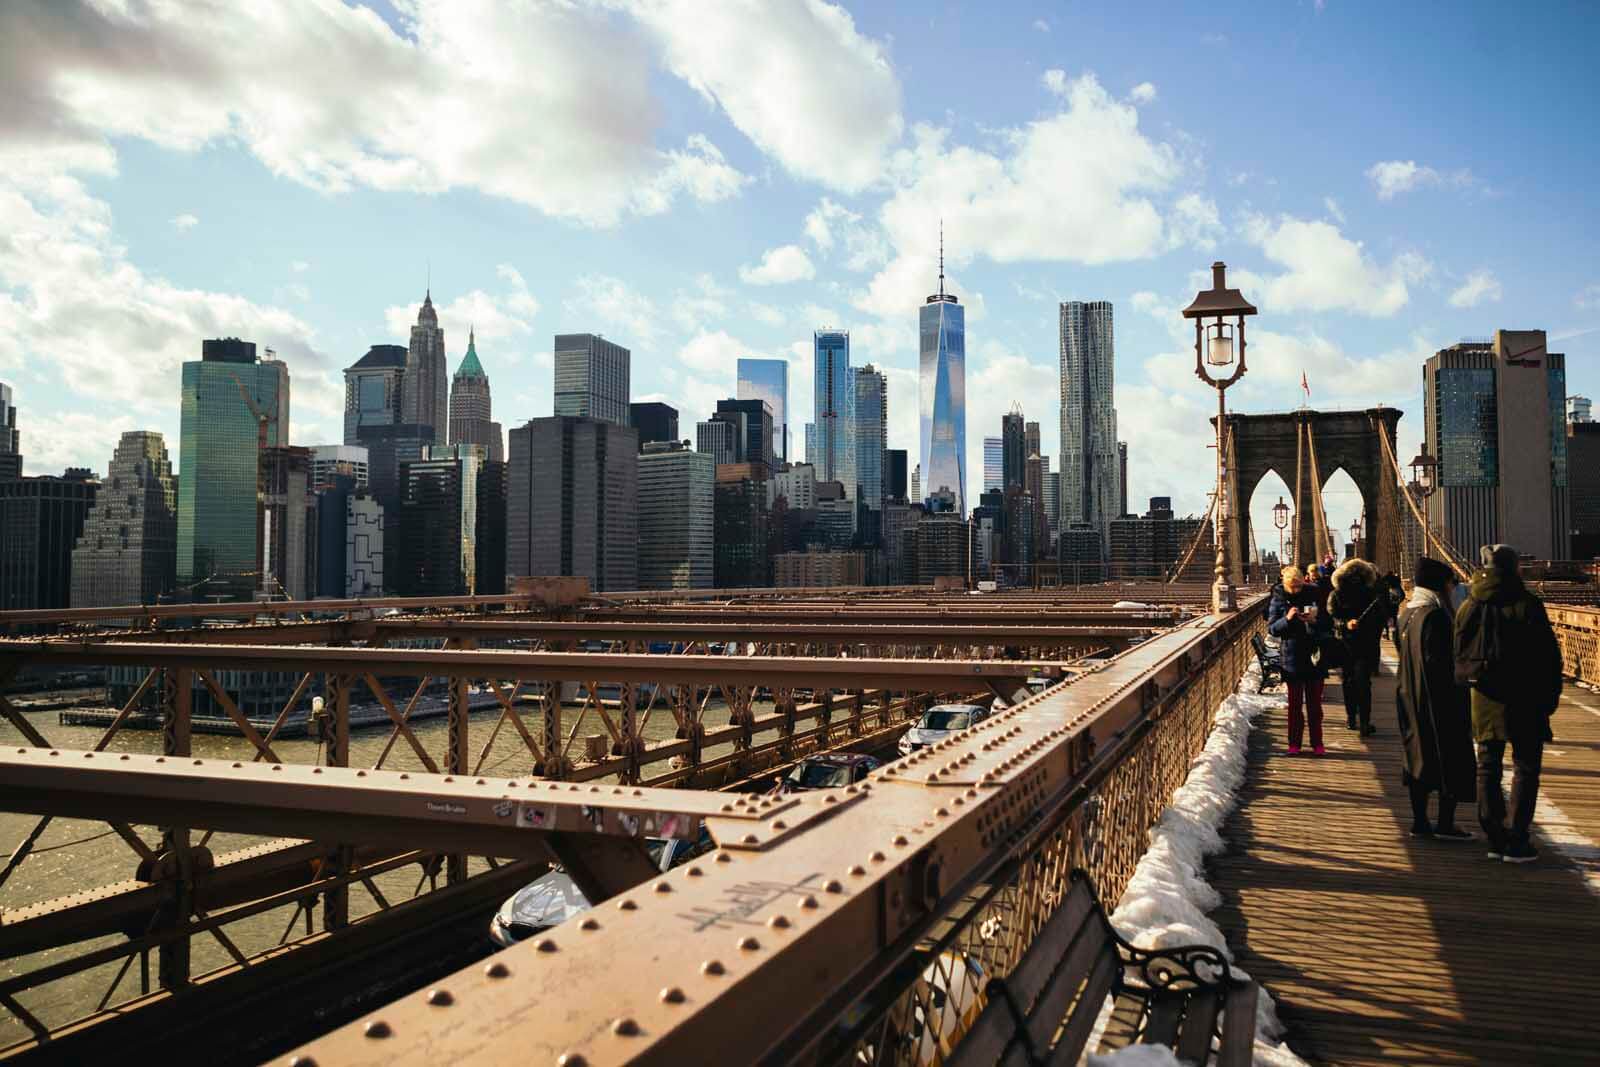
[1267,564,1333,755]
[1330,558,1385,735]
[1396,556,1476,839]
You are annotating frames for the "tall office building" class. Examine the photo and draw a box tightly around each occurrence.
[638,441,714,589]
[310,445,369,491]
[343,344,408,444]
[715,462,772,588]
[709,398,774,468]
[852,365,888,514]
[813,331,851,484]
[738,358,789,463]
[1118,442,1129,517]
[402,292,448,440]
[262,350,291,446]
[1026,421,1041,464]
[70,431,177,608]
[920,241,966,514]
[696,419,736,466]
[1026,453,1048,560]
[0,383,18,479]
[1001,408,1026,491]
[983,438,1003,493]
[1059,301,1120,538]
[1569,423,1600,558]
[397,444,482,596]
[1043,470,1061,538]
[261,446,312,600]
[476,456,508,595]
[448,329,504,462]
[0,469,98,611]
[1423,330,1570,560]
[769,463,818,511]
[508,417,638,591]
[1567,396,1593,425]
[886,449,908,503]
[804,423,817,467]
[177,338,287,601]
[911,463,921,506]
[554,333,630,425]
[630,402,680,448]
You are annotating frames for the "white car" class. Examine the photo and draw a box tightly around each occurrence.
[897,703,991,757]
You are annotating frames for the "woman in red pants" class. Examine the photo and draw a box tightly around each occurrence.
[1267,564,1333,755]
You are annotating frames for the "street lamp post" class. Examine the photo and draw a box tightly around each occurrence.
[1273,495,1290,567]
[1409,444,1438,560]
[1184,262,1258,615]
[1350,515,1364,560]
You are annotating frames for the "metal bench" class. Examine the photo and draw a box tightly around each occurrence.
[1251,633,1282,691]
[948,870,1258,1067]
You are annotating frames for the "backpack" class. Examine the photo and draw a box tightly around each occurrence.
[1454,596,1508,700]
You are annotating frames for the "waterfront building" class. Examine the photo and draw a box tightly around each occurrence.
[403,291,448,441]
[508,417,638,591]
[70,431,176,609]
[177,338,287,601]
[629,402,680,448]
[774,550,866,588]
[638,441,714,589]
[920,242,966,514]
[1059,300,1120,540]
[738,358,789,463]
[554,333,630,426]
[448,329,504,462]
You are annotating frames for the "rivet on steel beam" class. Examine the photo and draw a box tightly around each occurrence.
[617,899,638,910]
[231,760,242,767]
[535,939,559,952]
[399,773,409,779]
[443,776,454,783]
[869,851,886,862]
[714,852,732,863]
[824,794,839,804]
[50,751,60,757]
[741,833,760,845]
[844,785,857,794]
[893,835,910,846]
[478,778,488,785]
[363,1020,392,1039]
[611,1018,640,1037]
[632,789,643,796]
[772,820,787,830]
[701,960,726,976]
[737,936,760,951]
[192,758,202,765]
[653,881,673,893]
[312,767,322,774]
[557,1054,588,1067]
[579,917,600,930]
[823,879,844,893]
[936,807,950,817]
[953,797,965,807]
[768,914,791,929]
[660,986,686,1004]
[720,804,734,812]
[272,764,281,771]
[687,866,704,877]
[799,895,819,909]
[120,754,130,760]
[288,1057,317,1067]
[484,961,510,978]
[426,988,454,1006]
[848,864,866,877]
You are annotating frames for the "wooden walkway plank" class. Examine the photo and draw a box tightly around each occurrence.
[1209,659,1600,1066]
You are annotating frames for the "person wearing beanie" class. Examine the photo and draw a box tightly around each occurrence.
[1330,556,1384,735]
[1396,556,1475,840]
[1455,544,1562,863]
[1267,562,1333,755]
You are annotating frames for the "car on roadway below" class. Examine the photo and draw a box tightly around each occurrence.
[897,703,991,757]
[488,827,716,948]
[769,752,881,795]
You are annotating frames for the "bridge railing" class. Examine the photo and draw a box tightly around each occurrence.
[284,597,1266,1066]
[1548,604,1600,682]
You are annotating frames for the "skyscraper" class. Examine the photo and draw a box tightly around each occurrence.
[0,469,97,611]
[886,449,908,503]
[1118,442,1129,518]
[177,338,287,601]
[710,398,774,468]
[630,402,679,448]
[1059,300,1119,539]
[508,417,638,591]
[554,333,630,425]
[398,444,482,596]
[403,292,448,440]
[983,437,1003,493]
[696,420,736,466]
[1002,408,1026,491]
[852,364,888,515]
[71,431,177,608]
[0,382,19,479]
[310,445,369,491]
[638,440,714,589]
[738,358,789,463]
[343,344,408,445]
[262,446,312,600]
[813,330,851,484]
[804,423,817,466]
[920,238,966,514]
[448,329,504,462]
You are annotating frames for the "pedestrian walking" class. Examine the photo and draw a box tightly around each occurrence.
[1396,557,1475,840]
[1330,558,1384,735]
[1455,545,1564,863]
[1268,564,1333,755]
[1379,571,1405,644]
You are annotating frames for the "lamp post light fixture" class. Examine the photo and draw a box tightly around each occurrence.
[1272,495,1290,566]
[1408,444,1439,559]
[1184,261,1258,615]
[1350,515,1364,559]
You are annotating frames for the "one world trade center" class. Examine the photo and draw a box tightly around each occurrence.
[919,233,966,513]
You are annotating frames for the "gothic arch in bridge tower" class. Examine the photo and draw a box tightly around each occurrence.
[1218,407,1403,581]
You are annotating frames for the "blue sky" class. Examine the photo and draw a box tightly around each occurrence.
[1,0,1596,541]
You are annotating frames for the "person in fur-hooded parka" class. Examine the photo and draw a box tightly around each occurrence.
[1330,557,1385,734]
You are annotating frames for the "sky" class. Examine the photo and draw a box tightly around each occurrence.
[1,0,1597,550]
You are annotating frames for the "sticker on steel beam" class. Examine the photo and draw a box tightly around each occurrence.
[515,802,555,830]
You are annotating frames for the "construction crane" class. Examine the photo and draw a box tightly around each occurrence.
[231,374,277,597]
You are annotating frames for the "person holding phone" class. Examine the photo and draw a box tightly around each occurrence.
[1268,563,1334,755]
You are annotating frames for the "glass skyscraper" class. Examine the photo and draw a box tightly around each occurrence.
[737,358,788,463]
[919,260,966,514]
[813,331,850,485]
[177,338,286,601]
[554,333,631,426]
[852,364,888,513]
[1059,300,1119,539]
[983,437,1003,493]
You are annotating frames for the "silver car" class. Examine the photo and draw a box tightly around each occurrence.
[897,703,990,757]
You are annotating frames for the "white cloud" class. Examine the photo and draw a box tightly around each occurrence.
[676,330,756,376]
[802,197,887,270]
[628,0,903,193]
[1041,69,1069,96]
[672,273,731,332]
[170,213,198,231]
[1167,193,1222,251]
[290,260,310,273]
[383,263,541,366]
[1033,18,1051,32]
[739,244,817,285]
[1129,82,1158,104]
[1323,197,1345,224]
[1575,284,1600,311]
[1241,213,1431,316]
[562,275,660,344]
[1365,159,1476,200]
[0,0,750,227]
[1448,269,1502,309]
[964,340,1059,497]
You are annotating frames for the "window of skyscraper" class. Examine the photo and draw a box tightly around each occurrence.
[1435,367,1497,488]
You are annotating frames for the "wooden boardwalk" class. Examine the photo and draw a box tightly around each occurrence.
[1209,658,1600,1066]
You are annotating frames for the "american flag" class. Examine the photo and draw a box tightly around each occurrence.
[1301,371,1311,400]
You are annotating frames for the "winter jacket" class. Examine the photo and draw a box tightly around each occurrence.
[1330,558,1385,663]
[1454,567,1562,741]
[1397,587,1476,799]
[1267,581,1333,681]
